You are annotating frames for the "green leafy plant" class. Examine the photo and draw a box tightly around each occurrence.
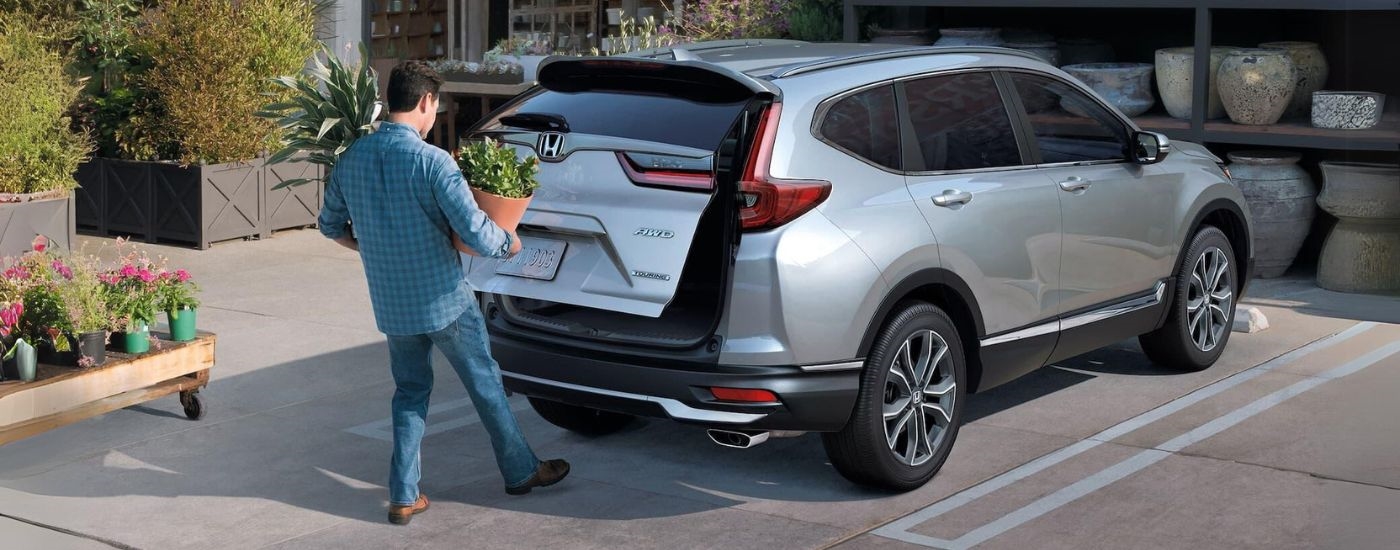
[101,242,164,329]
[786,0,842,42]
[156,269,200,316]
[260,43,384,189]
[456,138,540,199]
[0,10,93,195]
[597,15,690,56]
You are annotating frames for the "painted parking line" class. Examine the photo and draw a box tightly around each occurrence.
[874,321,1383,549]
[345,395,530,442]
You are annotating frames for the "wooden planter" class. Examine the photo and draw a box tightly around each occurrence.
[0,332,216,445]
[75,158,322,249]
[0,190,76,258]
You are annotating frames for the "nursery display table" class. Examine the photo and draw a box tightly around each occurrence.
[0,332,216,445]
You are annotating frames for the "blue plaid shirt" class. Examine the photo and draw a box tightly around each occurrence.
[320,121,513,336]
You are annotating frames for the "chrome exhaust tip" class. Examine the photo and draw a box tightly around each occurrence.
[706,429,771,449]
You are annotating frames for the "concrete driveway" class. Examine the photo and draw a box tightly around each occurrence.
[1,231,1397,549]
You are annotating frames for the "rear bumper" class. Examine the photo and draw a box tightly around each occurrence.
[488,327,861,432]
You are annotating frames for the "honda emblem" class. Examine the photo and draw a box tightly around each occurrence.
[537,132,565,161]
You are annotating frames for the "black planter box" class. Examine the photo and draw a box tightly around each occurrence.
[0,191,76,258]
[75,157,323,249]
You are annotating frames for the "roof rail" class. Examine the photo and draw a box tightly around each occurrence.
[771,46,1046,79]
[620,39,808,59]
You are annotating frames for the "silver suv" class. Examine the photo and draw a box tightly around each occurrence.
[463,41,1254,491]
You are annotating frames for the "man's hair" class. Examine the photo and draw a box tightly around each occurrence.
[387,61,444,113]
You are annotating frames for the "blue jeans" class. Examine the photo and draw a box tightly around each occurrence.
[385,306,539,505]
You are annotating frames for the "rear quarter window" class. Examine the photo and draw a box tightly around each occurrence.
[817,85,902,171]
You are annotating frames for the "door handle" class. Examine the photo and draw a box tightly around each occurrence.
[1058,177,1092,193]
[932,189,973,207]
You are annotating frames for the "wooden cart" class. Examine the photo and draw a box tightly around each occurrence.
[0,333,216,446]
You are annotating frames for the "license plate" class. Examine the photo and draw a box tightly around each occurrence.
[495,238,567,281]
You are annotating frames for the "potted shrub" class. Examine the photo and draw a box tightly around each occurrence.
[157,268,200,342]
[71,0,322,248]
[0,295,35,382]
[0,10,91,258]
[55,253,113,367]
[454,138,540,256]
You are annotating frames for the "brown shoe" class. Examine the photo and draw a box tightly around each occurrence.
[387,494,430,525]
[505,459,570,495]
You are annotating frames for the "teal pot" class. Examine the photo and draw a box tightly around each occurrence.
[77,331,107,367]
[168,307,198,342]
[2,340,38,382]
[121,321,151,354]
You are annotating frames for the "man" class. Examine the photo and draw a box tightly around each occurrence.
[319,61,569,526]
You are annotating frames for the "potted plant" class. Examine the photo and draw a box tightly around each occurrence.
[55,253,113,368]
[260,43,384,190]
[0,10,91,257]
[102,243,162,354]
[0,297,35,382]
[455,138,540,256]
[157,268,200,342]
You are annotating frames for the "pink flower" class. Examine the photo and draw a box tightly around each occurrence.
[120,264,138,278]
[32,235,47,252]
[138,269,156,283]
[52,260,73,280]
[176,269,191,283]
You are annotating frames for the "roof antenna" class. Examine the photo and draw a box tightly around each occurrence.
[672,47,700,62]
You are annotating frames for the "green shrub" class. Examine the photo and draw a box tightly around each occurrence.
[786,0,842,42]
[0,10,92,195]
[136,0,318,165]
[457,139,540,199]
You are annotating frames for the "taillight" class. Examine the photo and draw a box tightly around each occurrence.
[617,152,715,191]
[710,387,780,403]
[740,104,831,231]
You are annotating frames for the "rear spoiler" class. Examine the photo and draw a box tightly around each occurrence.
[536,57,780,104]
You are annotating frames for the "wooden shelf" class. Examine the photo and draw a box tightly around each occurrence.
[1201,113,1400,151]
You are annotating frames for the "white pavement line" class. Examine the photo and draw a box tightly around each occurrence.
[344,396,529,442]
[942,338,1400,550]
[874,321,1378,543]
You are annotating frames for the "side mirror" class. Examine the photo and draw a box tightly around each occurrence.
[1132,131,1170,164]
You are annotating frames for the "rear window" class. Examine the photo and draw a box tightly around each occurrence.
[496,90,749,151]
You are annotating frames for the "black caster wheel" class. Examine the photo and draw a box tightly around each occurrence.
[180,391,206,421]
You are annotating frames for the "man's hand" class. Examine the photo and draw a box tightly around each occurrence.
[506,232,523,259]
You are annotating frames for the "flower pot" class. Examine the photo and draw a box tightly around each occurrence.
[168,307,198,342]
[1227,151,1316,278]
[1005,41,1060,66]
[462,189,533,257]
[1062,62,1156,117]
[38,334,80,366]
[1259,41,1328,119]
[1316,162,1400,294]
[933,27,1002,47]
[1218,49,1296,126]
[78,331,107,366]
[1155,46,1231,120]
[2,340,37,382]
[121,321,151,354]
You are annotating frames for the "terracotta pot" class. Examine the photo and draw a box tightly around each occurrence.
[1259,41,1328,119]
[1218,49,1296,126]
[1227,151,1315,278]
[461,189,532,257]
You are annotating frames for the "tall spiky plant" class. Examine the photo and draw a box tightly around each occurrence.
[259,43,382,189]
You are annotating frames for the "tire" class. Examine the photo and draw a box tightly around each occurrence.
[822,302,967,491]
[528,397,635,436]
[1140,226,1238,371]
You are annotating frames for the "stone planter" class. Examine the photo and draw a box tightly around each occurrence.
[1155,46,1230,120]
[1218,49,1296,126]
[1006,41,1060,66]
[0,190,75,258]
[934,27,1002,46]
[1063,62,1156,117]
[1259,41,1328,119]
[1058,38,1114,67]
[1311,91,1386,130]
[868,26,936,45]
[1227,151,1316,278]
[1316,162,1400,294]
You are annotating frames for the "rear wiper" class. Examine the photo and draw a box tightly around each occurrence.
[499,112,570,133]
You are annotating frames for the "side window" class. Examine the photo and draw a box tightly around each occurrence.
[819,85,901,171]
[903,72,1023,172]
[1008,73,1131,164]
